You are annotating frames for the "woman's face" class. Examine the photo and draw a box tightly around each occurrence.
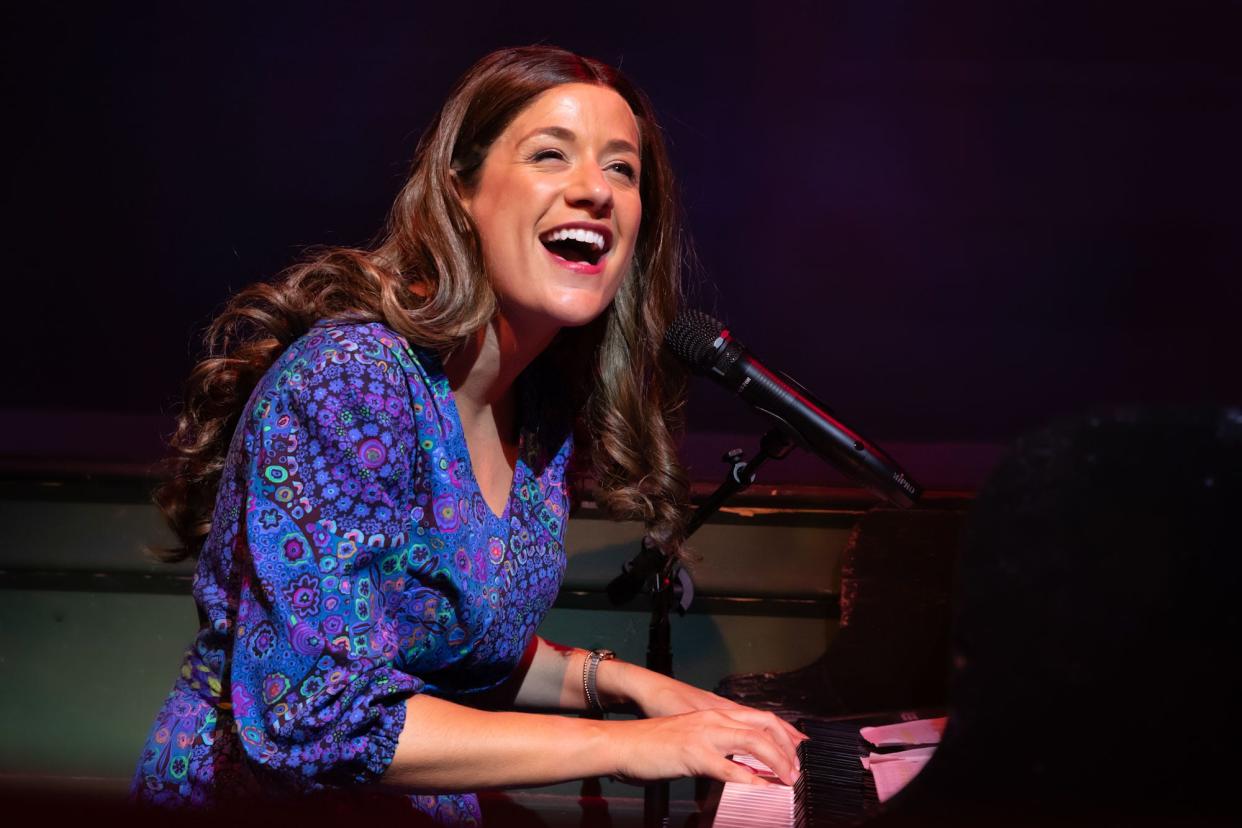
[459,82,642,342]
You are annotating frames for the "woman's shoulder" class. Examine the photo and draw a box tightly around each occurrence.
[248,319,444,417]
[276,319,440,383]
[303,318,430,366]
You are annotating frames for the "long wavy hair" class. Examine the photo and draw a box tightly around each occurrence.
[155,46,690,563]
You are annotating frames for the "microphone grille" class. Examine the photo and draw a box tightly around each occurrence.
[665,309,726,368]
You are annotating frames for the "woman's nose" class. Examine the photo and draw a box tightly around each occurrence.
[565,162,613,216]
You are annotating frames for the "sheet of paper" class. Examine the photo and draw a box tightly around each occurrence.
[859,746,937,802]
[860,746,937,769]
[859,716,946,747]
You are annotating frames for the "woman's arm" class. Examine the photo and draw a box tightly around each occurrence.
[381,692,801,792]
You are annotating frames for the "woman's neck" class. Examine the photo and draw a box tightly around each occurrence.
[445,314,556,435]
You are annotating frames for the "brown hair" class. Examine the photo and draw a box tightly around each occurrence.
[155,45,689,562]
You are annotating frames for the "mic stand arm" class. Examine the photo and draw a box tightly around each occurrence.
[686,427,797,538]
[636,427,795,828]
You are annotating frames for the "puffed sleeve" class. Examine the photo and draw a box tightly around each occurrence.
[227,328,423,789]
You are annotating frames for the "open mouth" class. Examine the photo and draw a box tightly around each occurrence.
[539,226,611,267]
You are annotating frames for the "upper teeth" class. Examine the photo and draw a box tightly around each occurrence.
[544,227,606,251]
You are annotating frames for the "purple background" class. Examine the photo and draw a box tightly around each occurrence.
[3,1,1239,487]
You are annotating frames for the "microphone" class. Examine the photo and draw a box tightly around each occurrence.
[666,309,922,508]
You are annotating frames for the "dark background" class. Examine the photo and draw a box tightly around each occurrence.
[3,1,1239,486]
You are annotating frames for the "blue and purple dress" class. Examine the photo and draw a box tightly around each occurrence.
[132,321,573,825]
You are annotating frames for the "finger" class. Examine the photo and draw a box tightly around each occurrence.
[723,702,807,745]
[722,727,799,787]
[707,709,802,773]
[755,716,800,772]
[758,713,803,761]
[777,715,809,750]
[707,755,772,786]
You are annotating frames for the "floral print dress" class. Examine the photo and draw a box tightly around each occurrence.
[132,321,573,825]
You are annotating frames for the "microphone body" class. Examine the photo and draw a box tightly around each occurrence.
[666,311,922,508]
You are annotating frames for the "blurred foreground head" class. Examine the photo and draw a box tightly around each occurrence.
[940,407,1240,821]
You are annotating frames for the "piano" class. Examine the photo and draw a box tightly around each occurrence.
[707,408,1241,826]
[707,506,959,827]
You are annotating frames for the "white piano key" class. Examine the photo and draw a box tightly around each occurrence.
[713,754,794,828]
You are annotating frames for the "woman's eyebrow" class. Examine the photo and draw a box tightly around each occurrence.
[517,126,576,145]
[602,138,639,157]
[517,126,639,157]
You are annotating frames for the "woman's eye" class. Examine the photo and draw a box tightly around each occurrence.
[531,149,566,162]
[607,161,637,182]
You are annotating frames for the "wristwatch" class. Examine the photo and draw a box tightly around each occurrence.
[582,648,616,714]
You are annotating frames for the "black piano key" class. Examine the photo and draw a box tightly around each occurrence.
[791,716,885,828]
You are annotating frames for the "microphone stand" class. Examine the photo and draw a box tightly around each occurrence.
[608,428,795,828]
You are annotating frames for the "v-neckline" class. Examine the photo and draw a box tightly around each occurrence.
[437,363,525,524]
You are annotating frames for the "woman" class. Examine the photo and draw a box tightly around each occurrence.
[132,46,802,824]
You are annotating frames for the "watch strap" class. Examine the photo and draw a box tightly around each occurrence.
[582,648,616,714]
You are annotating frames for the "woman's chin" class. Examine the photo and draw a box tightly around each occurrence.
[496,299,611,341]
[535,294,617,329]
[557,302,617,329]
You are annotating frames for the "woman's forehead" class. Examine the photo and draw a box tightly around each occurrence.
[505,83,640,149]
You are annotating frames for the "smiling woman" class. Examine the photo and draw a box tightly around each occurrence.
[130,46,804,825]
[459,83,642,340]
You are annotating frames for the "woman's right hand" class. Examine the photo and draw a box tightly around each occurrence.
[606,706,802,787]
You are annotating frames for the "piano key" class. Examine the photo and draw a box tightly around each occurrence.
[714,754,794,828]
